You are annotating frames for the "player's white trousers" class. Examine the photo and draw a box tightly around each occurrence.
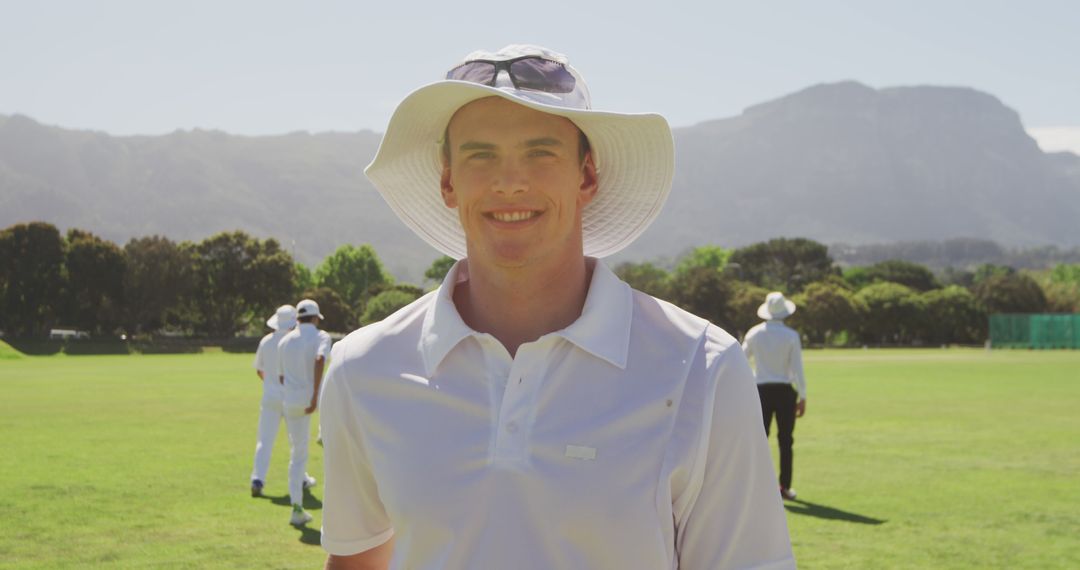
[251,394,284,482]
[284,411,311,507]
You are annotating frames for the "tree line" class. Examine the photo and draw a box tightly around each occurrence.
[0,222,419,339]
[2,223,1078,345]
[615,239,1080,346]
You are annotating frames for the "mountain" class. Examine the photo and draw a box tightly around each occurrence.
[617,81,1080,266]
[2,81,1079,281]
[0,115,433,279]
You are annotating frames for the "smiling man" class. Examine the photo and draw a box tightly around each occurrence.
[319,45,794,570]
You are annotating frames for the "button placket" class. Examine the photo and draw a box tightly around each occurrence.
[494,362,526,460]
[492,341,553,462]
[478,335,516,462]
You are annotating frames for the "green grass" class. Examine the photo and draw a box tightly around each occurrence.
[0,339,25,360]
[785,349,1080,569]
[1,349,1078,568]
[0,353,326,569]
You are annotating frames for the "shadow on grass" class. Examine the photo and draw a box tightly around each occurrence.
[261,488,323,510]
[256,488,323,545]
[295,524,321,546]
[784,498,886,525]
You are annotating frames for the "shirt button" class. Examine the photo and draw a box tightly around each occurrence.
[506,422,519,433]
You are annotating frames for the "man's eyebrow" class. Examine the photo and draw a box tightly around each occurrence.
[524,137,563,148]
[458,141,496,152]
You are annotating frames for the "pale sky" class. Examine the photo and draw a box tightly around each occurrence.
[2,1,1079,152]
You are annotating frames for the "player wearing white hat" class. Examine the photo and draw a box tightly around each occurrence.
[742,292,808,501]
[320,44,793,568]
[277,298,332,526]
[249,305,297,497]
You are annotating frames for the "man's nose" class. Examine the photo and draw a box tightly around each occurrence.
[494,161,528,195]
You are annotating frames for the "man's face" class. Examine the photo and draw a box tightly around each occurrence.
[441,97,598,269]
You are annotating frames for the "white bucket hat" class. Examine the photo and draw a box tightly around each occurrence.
[267,304,297,331]
[365,44,675,259]
[296,299,325,320]
[758,292,797,320]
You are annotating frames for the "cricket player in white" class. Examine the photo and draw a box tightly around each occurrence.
[277,298,332,525]
[249,305,296,497]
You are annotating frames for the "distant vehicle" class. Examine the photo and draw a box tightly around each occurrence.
[49,329,90,340]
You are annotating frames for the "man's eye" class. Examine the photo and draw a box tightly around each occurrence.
[528,149,556,158]
[468,152,495,160]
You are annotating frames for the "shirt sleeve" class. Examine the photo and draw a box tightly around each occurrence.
[740,328,754,358]
[320,351,394,556]
[253,342,264,372]
[677,342,795,569]
[788,333,806,400]
[318,331,333,359]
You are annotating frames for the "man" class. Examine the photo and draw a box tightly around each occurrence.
[742,292,807,501]
[320,45,794,569]
[277,298,332,526]
[249,304,297,497]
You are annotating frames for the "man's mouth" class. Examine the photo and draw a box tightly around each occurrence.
[488,211,540,223]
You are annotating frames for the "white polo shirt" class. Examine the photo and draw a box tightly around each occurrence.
[320,260,794,569]
[277,323,332,412]
[254,330,289,396]
[742,321,807,400]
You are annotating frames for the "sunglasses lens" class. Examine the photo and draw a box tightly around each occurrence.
[509,58,576,93]
[446,62,497,85]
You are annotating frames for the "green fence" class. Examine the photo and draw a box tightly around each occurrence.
[989,314,1080,349]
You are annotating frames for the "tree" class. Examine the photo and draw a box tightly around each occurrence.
[315,244,392,313]
[294,263,315,293]
[62,229,127,335]
[614,261,672,300]
[1046,263,1080,312]
[842,266,873,290]
[183,231,296,337]
[789,281,862,345]
[361,286,423,325]
[300,287,356,333]
[919,286,985,344]
[864,260,940,292]
[1049,263,1080,285]
[727,281,771,339]
[0,222,66,337]
[674,245,732,276]
[123,236,194,334]
[972,273,1047,314]
[853,282,925,345]
[424,255,456,286]
[669,266,735,329]
[1042,282,1080,313]
[729,238,836,293]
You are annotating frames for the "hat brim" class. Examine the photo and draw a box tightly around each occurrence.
[365,81,675,259]
[758,299,797,320]
[267,315,297,330]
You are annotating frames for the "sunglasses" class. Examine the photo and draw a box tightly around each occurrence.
[445,55,576,94]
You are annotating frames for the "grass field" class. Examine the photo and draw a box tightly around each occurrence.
[1,348,1078,568]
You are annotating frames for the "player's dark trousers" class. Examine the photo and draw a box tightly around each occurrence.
[757,383,797,489]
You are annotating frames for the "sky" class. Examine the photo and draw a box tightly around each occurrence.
[2,1,1079,152]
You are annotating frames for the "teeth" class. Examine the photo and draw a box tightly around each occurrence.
[492,211,536,222]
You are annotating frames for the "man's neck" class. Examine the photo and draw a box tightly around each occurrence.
[454,255,594,357]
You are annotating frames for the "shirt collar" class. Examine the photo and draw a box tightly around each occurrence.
[420,260,479,376]
[554,259,632,370]
[419,258,633,375]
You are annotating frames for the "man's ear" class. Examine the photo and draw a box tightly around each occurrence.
[440,162,457,208]
[578,151,599,206]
